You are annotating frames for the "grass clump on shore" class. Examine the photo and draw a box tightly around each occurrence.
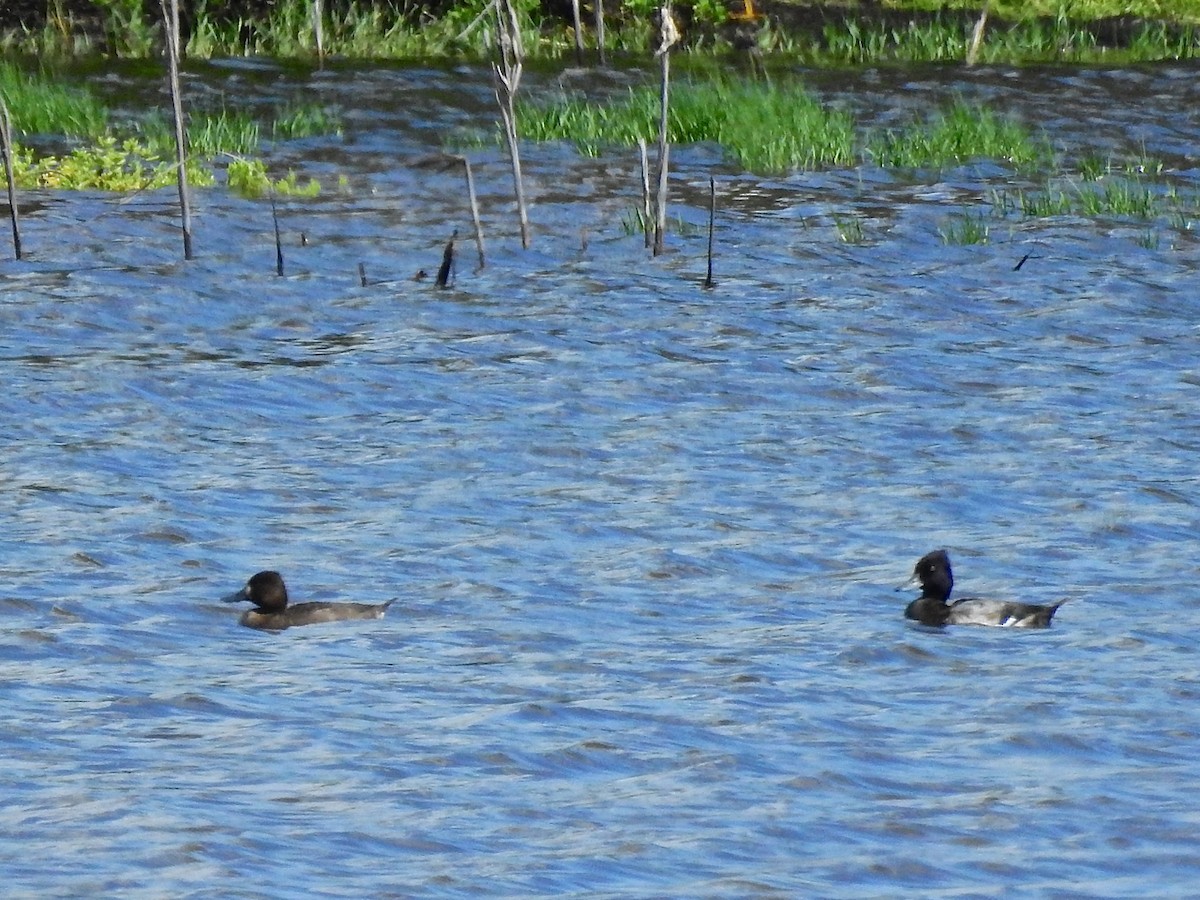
[180,0,570,60]
[807,15,1196,65]
[4,0,1195,64]
[520,79,856,173]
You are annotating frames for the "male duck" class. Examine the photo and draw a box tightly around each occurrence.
[224,570,394,631]
[899,549,1063,628]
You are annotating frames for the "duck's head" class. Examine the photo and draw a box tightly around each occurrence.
[899,550,954,602]
[223,570,289,613]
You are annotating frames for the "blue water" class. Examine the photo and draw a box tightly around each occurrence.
[2,62,1200,896]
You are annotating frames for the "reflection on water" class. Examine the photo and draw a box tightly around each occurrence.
[2,62,1200,895]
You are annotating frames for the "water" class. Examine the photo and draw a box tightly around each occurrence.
[2,60,1200,896]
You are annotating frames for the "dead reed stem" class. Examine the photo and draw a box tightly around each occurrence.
[0,96,22,260]
[311,0,325,64]
[967,1,990,66]
[161,0,193,259]
[637,138,652,249]
[652,3,679,257]
[493,0,530,249]
[594,0,607,66]
[569,0,584,66]
[461,156,486,270]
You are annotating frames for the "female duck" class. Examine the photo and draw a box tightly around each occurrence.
[899,550,1063,628]
[224,570,394,631]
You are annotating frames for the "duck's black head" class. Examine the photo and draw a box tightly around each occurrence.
[227,570,290,613]
[910,550,954,602]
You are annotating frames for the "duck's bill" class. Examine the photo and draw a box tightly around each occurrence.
[221,587,250,604]
[894,573,920,593]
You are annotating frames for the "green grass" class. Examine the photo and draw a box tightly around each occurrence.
[939,209,990,245]
[184,0,562,60]
[834,214,866,243]
[818,18,966,64]
[521,79,1049,175]
[993,173,1179,220]
[270,103,342,141]
[866,101,1048,168]
[895,0,1200,25]
[0,61,108,137]
[0,61,339,194]
[3,0,1196,63]
[136,108,261,157]
[7,135,213,191]
[520,79,855,173]
[734,10,1196,64]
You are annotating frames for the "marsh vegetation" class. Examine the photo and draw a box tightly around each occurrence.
[1,0,1197,63]
[0,2,1197,258]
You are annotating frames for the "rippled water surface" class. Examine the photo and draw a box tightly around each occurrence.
[3,61,1200,896]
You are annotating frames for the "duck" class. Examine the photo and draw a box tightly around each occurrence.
[223,570,394,631]
[898,549,1064,628]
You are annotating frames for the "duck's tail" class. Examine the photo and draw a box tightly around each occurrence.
[1042,599,1069,626]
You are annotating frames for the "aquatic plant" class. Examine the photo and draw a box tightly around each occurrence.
[939,210,990,245]
[0,61,107,138]
[996,176,1172,221]
[1,54,338,195]
[1078,179,1159,218]
[138,107,261,158]
[866,102,1048,169]
[8,135,213,191]
[226,159,320,198]
[520,79,855,173]
[834,215,865,244]
[137,101,339,154]
[523,80,1056,176]
[271,103,342,141]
